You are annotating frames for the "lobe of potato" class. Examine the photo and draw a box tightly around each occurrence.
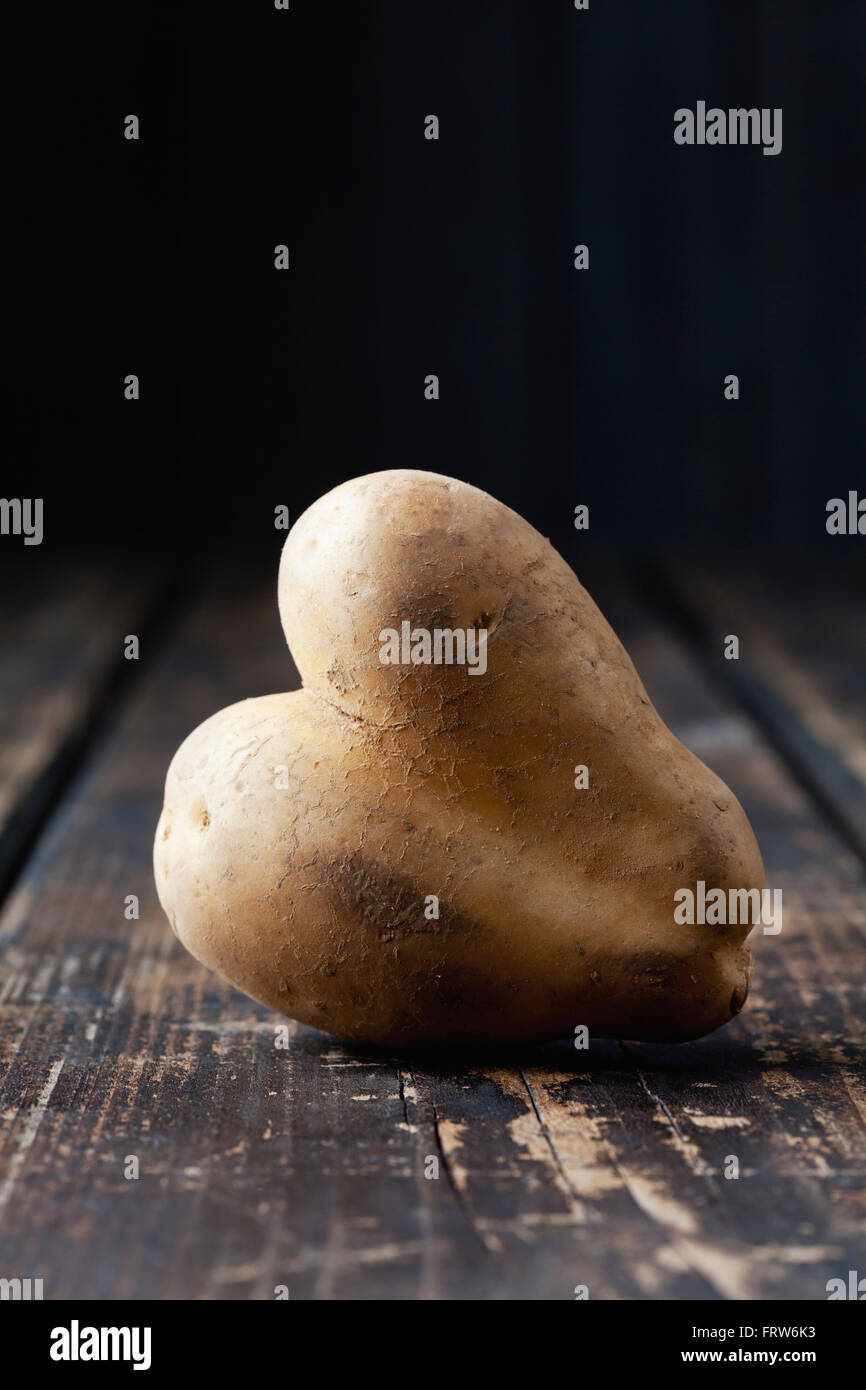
[154,470,764,1046]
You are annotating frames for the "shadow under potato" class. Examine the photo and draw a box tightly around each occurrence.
[291,1023,791,1080]
[287,1021,866,1082]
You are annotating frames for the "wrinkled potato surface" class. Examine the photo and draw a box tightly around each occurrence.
[154,470,764,1045]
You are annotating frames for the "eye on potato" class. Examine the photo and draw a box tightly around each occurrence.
[154,470,764,1046]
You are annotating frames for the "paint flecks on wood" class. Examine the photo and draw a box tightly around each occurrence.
[0,555,864,1299]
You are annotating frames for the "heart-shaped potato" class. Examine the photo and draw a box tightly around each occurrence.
[154,470,764,1045]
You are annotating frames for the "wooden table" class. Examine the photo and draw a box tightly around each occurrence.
[1,550,864,1300]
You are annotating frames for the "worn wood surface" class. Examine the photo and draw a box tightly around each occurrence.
[0,553,864,1300]
[0,558,163,902]
[655,556,866,863]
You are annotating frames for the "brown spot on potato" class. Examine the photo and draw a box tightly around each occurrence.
[320,852,483,944]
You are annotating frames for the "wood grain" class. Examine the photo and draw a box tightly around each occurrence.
[0,557,163,900]
[653,553,866,862]
[0,559,863,1299]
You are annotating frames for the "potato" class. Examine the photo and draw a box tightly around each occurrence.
[154,470,764,1046]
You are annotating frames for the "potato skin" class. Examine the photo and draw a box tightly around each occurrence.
[154,470,763,1046]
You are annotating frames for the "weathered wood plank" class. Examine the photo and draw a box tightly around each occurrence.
[0,558,863,1299]
[0,556,163,900]
[601,577,866,1297]
[375,568,866,1300]
[651,554,866,863]
[0,566,482,1299]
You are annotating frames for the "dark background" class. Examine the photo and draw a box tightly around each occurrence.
[4,0,864,560]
